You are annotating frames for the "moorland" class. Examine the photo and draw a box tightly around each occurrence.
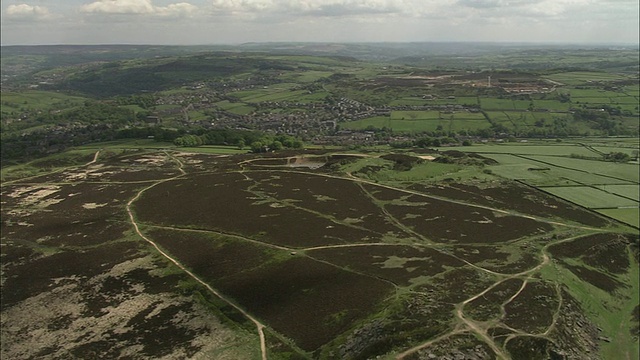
[1,42,639,359]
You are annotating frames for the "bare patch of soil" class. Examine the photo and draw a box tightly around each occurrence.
[1,244,256,359]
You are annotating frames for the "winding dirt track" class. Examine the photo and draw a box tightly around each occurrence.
[125,152,617,360]
[124,153,269,359]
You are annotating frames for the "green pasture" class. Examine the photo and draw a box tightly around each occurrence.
[232,89,307,103]
[573,97,613,105]
[565,89,624,98]
[542,186,638,209]
[484,111,572,130]
[341,156,462,183]
[445,143,597,157]
[539,247,639,360]
[266,55,351,67]
[594,184,640,201]
[75,139,174,150]
[1,149,99,181]
[532,100,571,111]
[543,72,630,85]
[372,162,463,182]
[619,116,640,130]
[187,110,208,121]
[389,98,429,106]
[511,100,532,110]
[591,146,640,156]
[623,85,640,96]
[175,145,248,154]
[216,100,256,115]
[575,137,640,153]
[1,91,87,113]
[341,116,390,130]
[483,154,630,186]
[524,155,640,183]
[610,97,639,104]
[391,110,441,120]
[456,97,480,106]
[479,98,516,110]
[289,70,334,83]
[596,208,640,228]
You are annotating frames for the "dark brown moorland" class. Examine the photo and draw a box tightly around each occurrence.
[1,149,638,360]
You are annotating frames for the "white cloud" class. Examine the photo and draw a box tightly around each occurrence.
[81,0,155,14]
[156,3,199,17]
[4,3,55,21]
[80,0,199,18]
[208,0,405,17]
[1,0,637,44]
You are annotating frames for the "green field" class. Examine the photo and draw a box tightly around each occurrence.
[543,72,630,85]
[216,100,256,115]
[595,184,640,201]
[524,155,640,183]
[452,141,640,227]
[445,143,598,157]
[175,145,248,154]
[542,186,638,209]
[1,90,87,116]
[597,208,640,228]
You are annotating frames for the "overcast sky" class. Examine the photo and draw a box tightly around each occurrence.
[1,0,638,45]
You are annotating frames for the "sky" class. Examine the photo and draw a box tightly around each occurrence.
[1,0,639,45]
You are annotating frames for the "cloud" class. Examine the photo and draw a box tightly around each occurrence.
[4,3,55,21]
[81,0,155,14]
[288,0,403,17]
[456,0,537,9]
[208,0,405,17]
[80,0,198,17]
[155,3,199,17]
[456,0,597,17]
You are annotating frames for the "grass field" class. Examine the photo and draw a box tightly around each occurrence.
[484,158,633,185]
[215,100,256,115]
[597,208,640,228]
[524,155,640,183]
[595,184,640,201]
[74,139,175,150]
[542,186,638,209]
[443,143,598,157]
[450,140,639,227]
[543,72,631,85]
[175,145,248,154]
[0,90,87,115]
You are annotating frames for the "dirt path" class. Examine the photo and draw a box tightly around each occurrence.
[87,150,101,165]
[251,168,611,233]
[145,224,294,252]
[1,150,103,187]
[122,153,608,360]
[125,157,268,360]
[397,235,572,360]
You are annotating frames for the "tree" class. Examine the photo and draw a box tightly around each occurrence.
[250,141,265,153]
[604,152,630,163]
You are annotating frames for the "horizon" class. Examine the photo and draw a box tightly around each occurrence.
[2,1,638,46]
[2,40,639,48]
